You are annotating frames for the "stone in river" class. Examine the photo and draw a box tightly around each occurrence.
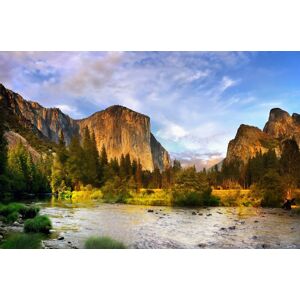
[228,226,236,230]
[192,211,197,215]
[58,236,64,240]
[147,209,154,213]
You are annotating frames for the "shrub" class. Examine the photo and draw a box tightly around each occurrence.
[58,190,72,200]
[5,211,20,224]
[19,206,40,219]
[203,195,220,206]
[252,171,286,207]
[0,203,26,217]
[85,236,126,249]
[1,233,42,249]
[24,215,52,234]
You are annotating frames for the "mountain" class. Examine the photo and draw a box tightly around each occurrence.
[0,83,170,171]
[224,108,300,165]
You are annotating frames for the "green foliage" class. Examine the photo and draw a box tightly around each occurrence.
[19,205,40,219]
[101,176,130,203]
[0,203,41,223]
[51,132,69,193]
[5,211,20,224]
[5,142,50,194]
[84,236,126,249]
[171,167,216,207]
[252,170,286,207]
[24,215,52,234]
[0,202,26,217]
[1,233,42,249]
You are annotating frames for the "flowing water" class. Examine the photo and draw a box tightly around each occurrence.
[36,198,300,249]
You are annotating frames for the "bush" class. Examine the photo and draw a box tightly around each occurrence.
[1,233,42,249]
[252,171,286,207]
[24,215,52,234]
[172,190,218,207]
[19,206,40,219]
[85,236,126,249]
[5,211,20,224]
[0,203,26,217]
[58,190,72,200]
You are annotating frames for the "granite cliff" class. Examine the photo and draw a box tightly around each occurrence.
[225,108,300,165]
[0,83,170,171]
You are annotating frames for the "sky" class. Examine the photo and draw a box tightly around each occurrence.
[1,51,300,169]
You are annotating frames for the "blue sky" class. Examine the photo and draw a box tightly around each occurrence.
[0,51,300,169]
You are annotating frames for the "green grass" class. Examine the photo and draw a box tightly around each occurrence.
[0,233,42,249]
[125,189,172,206]
[19,206,40,219]
[84,236,126,249]
[0,203,26,217]
[0,203,41,224]
[24,215,52,234]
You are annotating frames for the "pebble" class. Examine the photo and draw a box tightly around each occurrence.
[228,226,236,230]
[58,236,64,240]
[220,227,226,231]
[252,236,258,240]
[192,212,197,215]
[254,220,259,223]
[198,213,203,216]
[207,214,212,217]
[217,211,223,214]
[147,209,154,213]
[198,243,206,248]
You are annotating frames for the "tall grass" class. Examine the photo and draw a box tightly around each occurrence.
[24,215,52,234]
[0,203,41,224]
[0,233,42,249]
[84,236,126,249]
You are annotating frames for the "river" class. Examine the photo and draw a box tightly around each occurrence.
[36,198,300,249]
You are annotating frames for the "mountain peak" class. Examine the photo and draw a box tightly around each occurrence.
[268,108,290,121]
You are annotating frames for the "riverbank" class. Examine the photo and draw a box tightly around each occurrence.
[63,188,260,207]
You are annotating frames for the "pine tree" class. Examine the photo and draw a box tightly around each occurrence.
[124,153,132,178]
[66,134,85,189]
[119,154,127,179]
[280,139,300,197]
[100,144,108,167]
[82,127,100,186]
[51,131,69,193]
[135,159,143,191]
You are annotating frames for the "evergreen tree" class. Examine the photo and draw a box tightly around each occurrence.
[110,157,120,175]
[66,134,85,189]
[82,127,100,186]
[151,167,162,188]
[51,131,69,193]
[124,153,132,178]
[134,159,143,191]
[280,139,300,197]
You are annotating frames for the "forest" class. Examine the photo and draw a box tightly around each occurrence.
[1,105,300,208]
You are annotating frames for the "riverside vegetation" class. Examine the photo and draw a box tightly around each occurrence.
[1,106,300,209]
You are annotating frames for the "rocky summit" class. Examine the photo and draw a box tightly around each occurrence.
[225,107,300,164]
[0,83,170,171]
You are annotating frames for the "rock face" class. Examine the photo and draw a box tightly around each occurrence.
[225,108,300,164]
[0,83,78,145]
[263,108,300,147]
[78,105,170,171]
[225,124,280,164]
[0,83,170,171]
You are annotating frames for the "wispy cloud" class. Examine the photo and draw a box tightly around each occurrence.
[1,51,298,168]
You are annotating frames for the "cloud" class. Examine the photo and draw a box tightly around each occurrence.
[0,51,260,167]
[55,104,83,118]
